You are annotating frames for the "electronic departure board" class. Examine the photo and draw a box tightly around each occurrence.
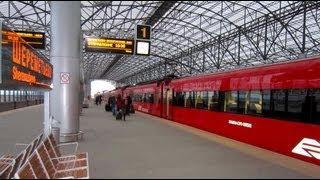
[85,37,134,55]
[14,30,46,49]
[0,24,53,90]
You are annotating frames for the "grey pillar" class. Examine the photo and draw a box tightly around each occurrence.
[79,32,84,114]
[43,91,50,136]
[50,1,81,142]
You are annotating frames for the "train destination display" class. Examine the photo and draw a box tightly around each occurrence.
[0,25,52,90]
[85,37,134,55]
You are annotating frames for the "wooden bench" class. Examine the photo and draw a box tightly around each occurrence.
[0,155,14,179]
[44,134,87,165]
[15,141,89,178]
[0,132,44,179]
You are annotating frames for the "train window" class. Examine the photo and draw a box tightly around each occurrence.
[238,91,248,114]
[195,91,205,109]
[136,94,143,102]
[309,89,320,124]
[149,94,154,103]
[174,92,185,107]
[273,90,286,111]
[247,90,262,115]
[156,90,161,104]
[262,90,271,114]
[288,90,306,113]
[143,93,147,102]
[133,94,138,102]
[225,91,238,113]
[272,90,287,118]
[172,91,177,105]
[287,89,307,121]
[208,91,219,111]
[185,91,195,108]
[202,91,208,109]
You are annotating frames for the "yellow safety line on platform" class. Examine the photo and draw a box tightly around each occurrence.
[136,111,320,178]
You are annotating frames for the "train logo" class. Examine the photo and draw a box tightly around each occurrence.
[292,138,320,160]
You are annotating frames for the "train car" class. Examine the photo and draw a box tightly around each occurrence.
[124,82,162,117]
[102,88,122,105]
[129,56,320,165]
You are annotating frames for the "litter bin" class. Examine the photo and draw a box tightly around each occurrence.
[50,116,61,144]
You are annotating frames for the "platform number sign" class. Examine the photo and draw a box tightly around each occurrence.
[136,25,151,40]
[135,25,151,56]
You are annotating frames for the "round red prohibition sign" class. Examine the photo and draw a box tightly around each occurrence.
[60,72,70,84]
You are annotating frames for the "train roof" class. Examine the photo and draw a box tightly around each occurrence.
[171,55,320,83]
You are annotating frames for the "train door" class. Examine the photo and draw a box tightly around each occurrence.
[162,87,173,119]
[166,88,173,119]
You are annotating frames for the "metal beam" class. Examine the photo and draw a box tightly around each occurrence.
[146,1,177,26]
[98,1,177,79]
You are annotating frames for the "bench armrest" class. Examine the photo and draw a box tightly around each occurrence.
[51,155,76,161]
[14,143,30,154]
[15,143,29,146]
[59,176,75,179]
[56,142,78,155]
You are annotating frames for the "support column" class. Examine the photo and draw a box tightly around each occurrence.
[79,32,84,115]
[43,91,50,136]
[50,1,81,142]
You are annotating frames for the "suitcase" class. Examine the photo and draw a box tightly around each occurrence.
[116,111,122,120]
[105,104,111,111]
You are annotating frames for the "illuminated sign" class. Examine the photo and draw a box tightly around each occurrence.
[14,30,46,49]
[135,25,151,56]
[136,25,151,40]
[84,37,134,55]
[135,40,150,56]
[0,25,52,89]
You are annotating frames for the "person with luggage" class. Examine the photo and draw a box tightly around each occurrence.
[116,94,123,120]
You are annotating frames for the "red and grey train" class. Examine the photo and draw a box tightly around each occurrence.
[107,56,320,165]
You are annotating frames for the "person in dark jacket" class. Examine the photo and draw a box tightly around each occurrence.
[116,94,123,120]
[126,95,132,115]
[122,98,127,121]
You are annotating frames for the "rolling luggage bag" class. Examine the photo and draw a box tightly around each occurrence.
[116,110,122,120]
[105,104,111,111]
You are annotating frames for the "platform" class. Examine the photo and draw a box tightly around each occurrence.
[0,104,319,178]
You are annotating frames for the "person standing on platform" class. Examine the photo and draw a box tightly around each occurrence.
[126,95,132,116]
[98,95,102,105]
[95,95,99,106]
[122,97,127,121]
[116,94,123,120]
[111,97,116,116]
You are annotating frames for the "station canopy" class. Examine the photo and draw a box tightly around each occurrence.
[0,1,319,86]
